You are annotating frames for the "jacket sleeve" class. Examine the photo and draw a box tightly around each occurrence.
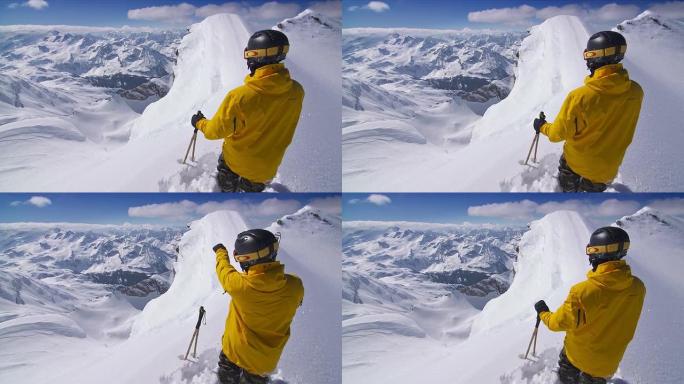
[197,92,241,140]
[540,287,583,332]
[215,247,245,295]
[541,92,579,142]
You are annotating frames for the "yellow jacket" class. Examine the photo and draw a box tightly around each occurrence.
[215,247,304,376]
[541,64,643,183]
[540,260,645,377]
[197,64,304,183]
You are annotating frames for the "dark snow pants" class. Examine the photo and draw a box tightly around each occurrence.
[217,351,269,384]
[558,349,607,384]
[557,155,608,193]
[216,154,266,193]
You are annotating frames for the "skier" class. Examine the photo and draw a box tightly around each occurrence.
[191,30,305,192]
[534,227,645,384]
[213,229,304,384]
[533,31,643,192]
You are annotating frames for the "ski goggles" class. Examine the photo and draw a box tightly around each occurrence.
[233,241,279,263]
[244,45,289,59]
[586,241,629,255]
[583,45,627,60]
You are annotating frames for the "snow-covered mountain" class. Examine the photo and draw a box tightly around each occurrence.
[343,209,684,383]
[0,206,341,384]
[0,223,182,302]
[1,10,341,192]
[344,222,522,297]
[343,13,684,192]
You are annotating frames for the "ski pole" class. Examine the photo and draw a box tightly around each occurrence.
[182,129,198,165]
[524,315,541,360]
[524,133,538,166]
[184,306,206,360]
[532,112,545,163]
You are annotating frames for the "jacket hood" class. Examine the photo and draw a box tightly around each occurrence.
[587,260,634,291]
[584,64,632,96]
[244,63,294,95]
[244,261,287,292]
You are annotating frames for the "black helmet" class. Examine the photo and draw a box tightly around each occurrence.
[586,226,630,270]
[244,30,289,74]
[233,229,279,271]
[584,31,627,73]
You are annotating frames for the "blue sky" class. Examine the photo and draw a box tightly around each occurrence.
[0,0,340,28]
[342,193,684,226]
[0,193,340,227]
[343,0,684,30]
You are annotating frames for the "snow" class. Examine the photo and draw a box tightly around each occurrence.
[343,13,684,192]
[1,10,340,192]
[343,208,684,383]
[0,206,341,384]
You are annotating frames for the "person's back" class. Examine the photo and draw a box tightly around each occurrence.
[191,30,305,192]
[533,31,644,192]
[547,260,645,377]
[213,229,304,383]
[221,63,304,183]
[545,64,643,183]
[535,226,646,383]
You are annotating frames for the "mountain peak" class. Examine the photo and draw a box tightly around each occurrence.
[616,11,672,32]
[276,9,341,33]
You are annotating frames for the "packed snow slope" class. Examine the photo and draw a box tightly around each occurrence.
[0,207,341,384]
[343,209,684,383]
[2,10,340,192]
[343,13,684,192]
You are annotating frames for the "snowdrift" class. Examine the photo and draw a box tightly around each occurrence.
[472,211,588,334]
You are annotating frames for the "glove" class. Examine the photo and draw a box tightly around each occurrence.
[191,110,205,129]
[212,243,226,253]
[534,300,550,314]
[533,115,546,134]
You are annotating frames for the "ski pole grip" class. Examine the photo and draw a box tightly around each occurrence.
[195,306,205,329]
[540,111,546,120]
[535,314,541,328]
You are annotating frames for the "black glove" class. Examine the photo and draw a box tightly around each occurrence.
[212,243,226,253]
[191,110,205,129]
[533,111,546,134]
[534,300,550,314]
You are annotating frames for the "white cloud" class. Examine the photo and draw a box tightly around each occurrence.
[349,1,390,13]
[468,5,536,25]
[589,3,640,22]
[468,199,538,219]
[128,2,196,23]
[128,198,301,221]
[347,194,391,206]
[249,1,301,20]
[367,194,392,206]
[9,196,53,208]
[309,0,341,18]
[469,199,642,220]
[648,1,684,18]
[128,1,305,25]
[469,3,643,27]
[648,198,684,215]
[194,3,243,18]
[8,2,19,9]
[128,200,197,219]
[308,196,342,215]
[25,0,48,10]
